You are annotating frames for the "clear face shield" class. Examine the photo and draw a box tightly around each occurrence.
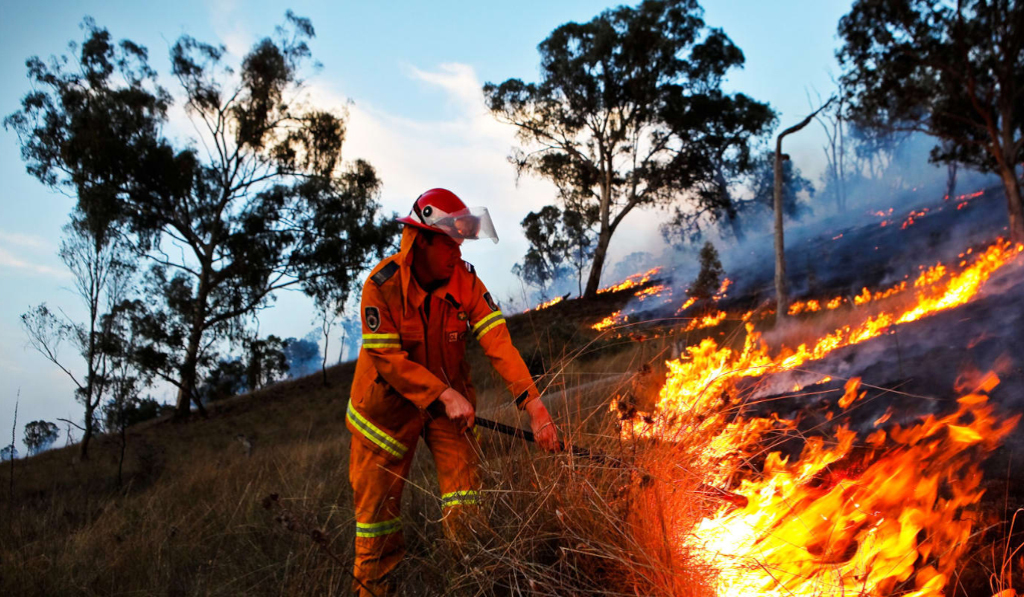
[422,206,499,244]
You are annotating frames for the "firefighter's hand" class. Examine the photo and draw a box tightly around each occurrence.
[439,387,475,433]
[526,399,561,452]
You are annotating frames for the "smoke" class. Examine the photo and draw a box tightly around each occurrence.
[587,130,1009,328]
[283,330,322,378]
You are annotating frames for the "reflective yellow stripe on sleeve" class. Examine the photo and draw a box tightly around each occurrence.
[441,490,480,507]
[362,333,401,349]
[356,517,402,538]
[346,400,409,459]
[471,310,505,340]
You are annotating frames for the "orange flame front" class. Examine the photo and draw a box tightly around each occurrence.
[598,267,663,294]
[619,238,1024,596]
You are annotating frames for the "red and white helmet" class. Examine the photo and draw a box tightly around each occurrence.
[396,188,498,244]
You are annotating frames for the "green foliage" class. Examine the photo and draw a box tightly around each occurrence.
[486,0,773,296]
[103,397,166,433]
[19,214,137,458]
[513,204,596,297]
[688,241,724,302]
[245,335,290,392]
[0,445,17,461]
[5,15,398,417]
[749,152,815,218]
[199,359,247,403]
[23,421,59,456]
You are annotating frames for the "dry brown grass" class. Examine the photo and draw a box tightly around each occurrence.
[0,295,725,596]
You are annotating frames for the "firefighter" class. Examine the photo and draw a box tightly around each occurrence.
[346,188,560,596]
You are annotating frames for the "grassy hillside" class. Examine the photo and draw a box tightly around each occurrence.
[1,285,713,596]
[5,185,1023,596]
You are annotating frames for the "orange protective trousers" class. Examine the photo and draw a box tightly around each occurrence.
[349,411,480,597]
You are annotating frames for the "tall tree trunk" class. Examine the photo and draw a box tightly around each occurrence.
[773,100,832,324]
[1000,167,1024,243]
[945,162,958,201]
[175,267,211,419]
[998,105,1024,243]
[773,144,789,322]
[321,326,330,387]
[174,333,203,419]
[79,405,94,460]
[584,226,612,297]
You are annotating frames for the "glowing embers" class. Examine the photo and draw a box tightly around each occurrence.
[901,208,930,229]
[597,266,663,294]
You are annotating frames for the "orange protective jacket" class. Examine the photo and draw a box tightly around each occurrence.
[346,226,540,460]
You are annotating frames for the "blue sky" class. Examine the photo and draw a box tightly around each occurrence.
[0,0,853,453]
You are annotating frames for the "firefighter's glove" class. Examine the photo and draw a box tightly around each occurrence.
[439,387,475,434]
[526,399,561,453]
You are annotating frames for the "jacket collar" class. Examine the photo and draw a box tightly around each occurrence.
[396,226,468,317]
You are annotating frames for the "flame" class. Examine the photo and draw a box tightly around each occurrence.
[677,296,698,314]
[636,284,668,301]
[682,380,1017,597]
[618,238,1024,595]
[714,278,732,300]
[788,299,821,316]
[683,310,727,332]
[598,267,663,294]
[592,310,625,331]
[530,296,564,311]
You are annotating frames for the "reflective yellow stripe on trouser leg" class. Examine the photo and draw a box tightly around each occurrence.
[356,516,403,538]
[441,490,480,508]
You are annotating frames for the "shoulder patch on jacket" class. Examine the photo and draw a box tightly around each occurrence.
[364,306,381,331]
[463,261,475,275]
[371,261,399,286]
[483,292,499,312]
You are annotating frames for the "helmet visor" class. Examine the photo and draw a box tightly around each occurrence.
[431,207,499,244]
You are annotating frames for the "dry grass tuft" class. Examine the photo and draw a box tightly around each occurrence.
[0,310,723,595]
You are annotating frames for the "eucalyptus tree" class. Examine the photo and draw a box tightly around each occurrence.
[20,216,134,459]
[838,0,1024,241]
[23,421,59,456]
[485,0,773,296]
[7,14,396,419]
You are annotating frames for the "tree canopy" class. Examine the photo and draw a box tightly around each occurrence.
[6,14,397,419]
[23,421,59,456]
[838,0,1024,241]
[485,0,774,297]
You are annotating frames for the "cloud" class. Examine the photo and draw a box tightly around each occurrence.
[292,62,673,301]
[0,247,66,277]
[0,231,50,251]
